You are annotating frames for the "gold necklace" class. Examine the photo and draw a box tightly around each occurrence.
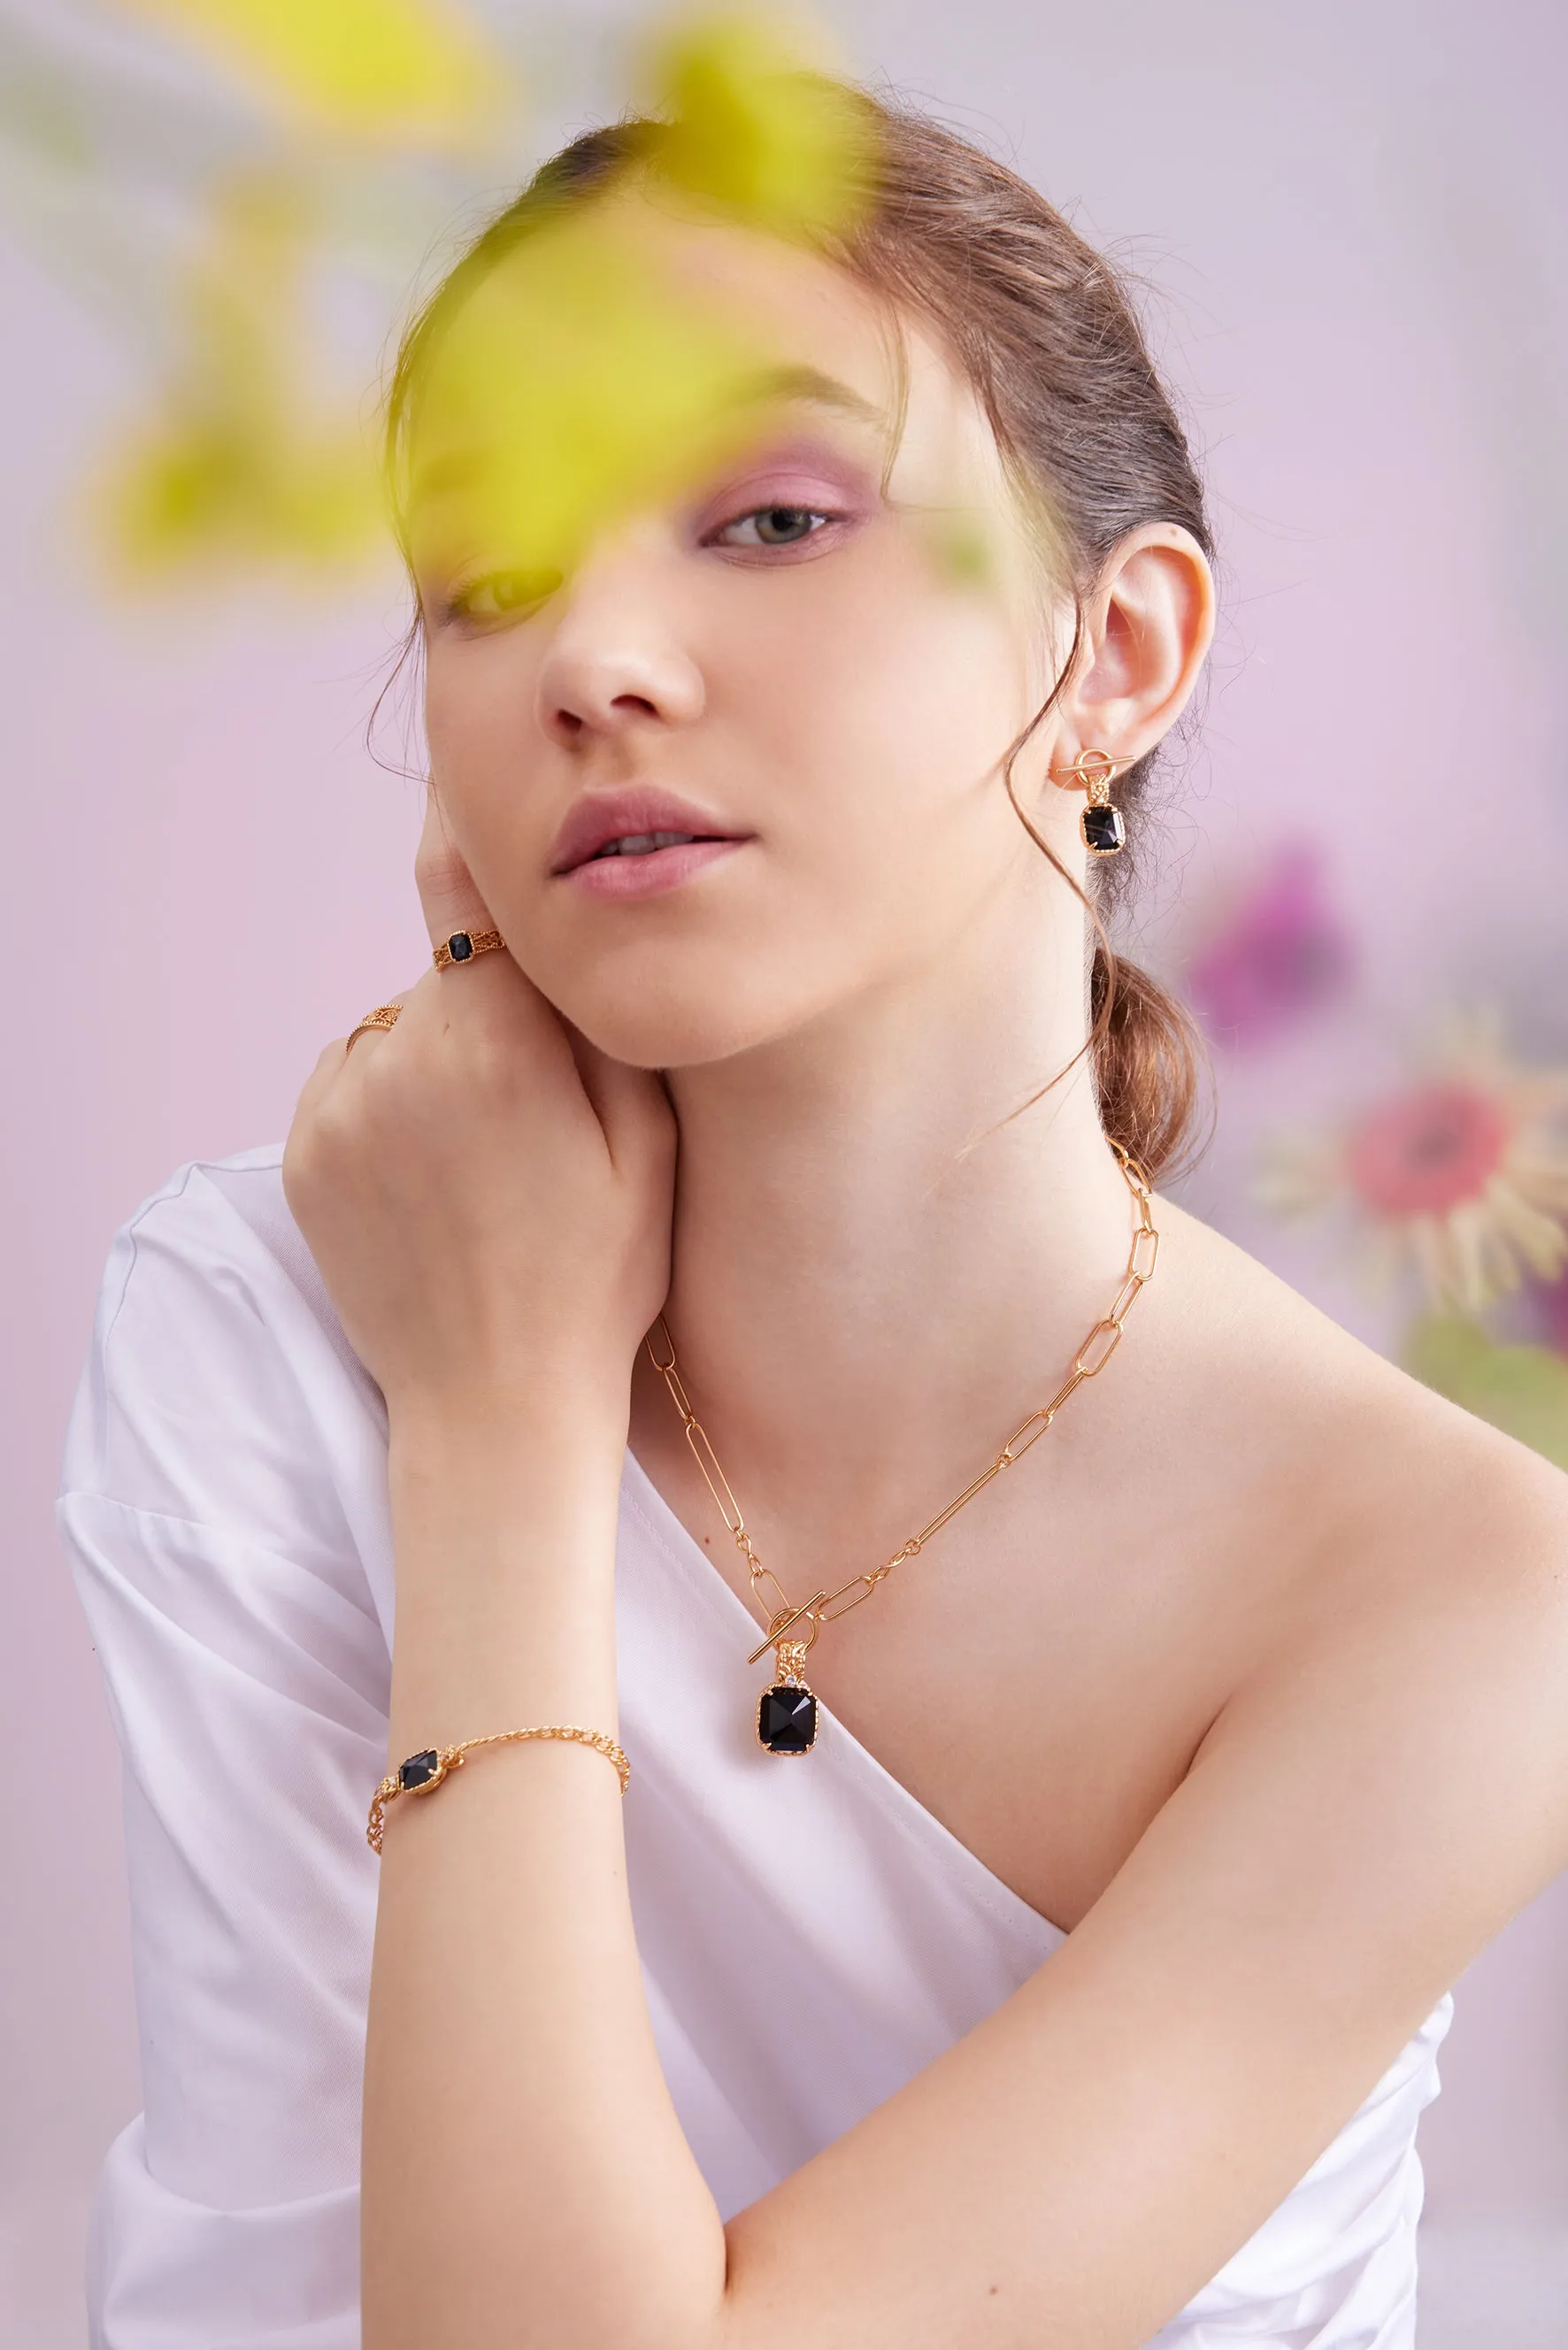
[647,1139,1159,1756]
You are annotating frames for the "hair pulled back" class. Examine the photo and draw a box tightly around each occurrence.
[388,91,1211,1180]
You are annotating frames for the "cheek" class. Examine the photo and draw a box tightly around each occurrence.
[422,645,550,860]
[425,645,528,775]
[715,541,1037,891]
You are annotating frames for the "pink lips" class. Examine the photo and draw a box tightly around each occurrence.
[569,838,748,901]
[549,787,753,902]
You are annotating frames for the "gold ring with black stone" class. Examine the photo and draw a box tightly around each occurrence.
[432,927,505,972]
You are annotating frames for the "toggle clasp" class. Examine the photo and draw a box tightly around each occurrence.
[746,1591,827,1670]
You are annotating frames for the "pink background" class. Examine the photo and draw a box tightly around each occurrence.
[4,1,1566,2340]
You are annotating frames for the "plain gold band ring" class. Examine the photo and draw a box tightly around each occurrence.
[345,1003,403,1056]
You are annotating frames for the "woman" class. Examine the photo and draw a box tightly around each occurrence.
[60,89,1568,2350]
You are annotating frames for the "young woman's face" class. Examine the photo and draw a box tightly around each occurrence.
[407,189,1080,1069]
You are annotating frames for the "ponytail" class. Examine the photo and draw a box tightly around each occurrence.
[1088,945,1207,1183]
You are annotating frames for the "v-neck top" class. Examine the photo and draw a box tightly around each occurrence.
[58,1145,1456,2349]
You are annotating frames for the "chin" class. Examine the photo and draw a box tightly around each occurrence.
[546,956,834,1071]
[567,998,791,1072]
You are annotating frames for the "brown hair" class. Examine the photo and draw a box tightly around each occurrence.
[388,94,1212,1180]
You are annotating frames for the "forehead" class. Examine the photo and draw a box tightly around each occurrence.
[597,186,995,459]
[403,180,1015,536]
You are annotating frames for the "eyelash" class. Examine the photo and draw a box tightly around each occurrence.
[705,502,841,552]
[440,502,846,629]
[440,570,561,629]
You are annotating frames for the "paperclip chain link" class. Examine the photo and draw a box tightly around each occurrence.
[645,1140,1159,1652]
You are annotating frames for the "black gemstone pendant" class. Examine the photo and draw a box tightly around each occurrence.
[758,1684,818,1755]
[398,1748,444,1790]
[1081,803,1126,854]
[446,931,475,962]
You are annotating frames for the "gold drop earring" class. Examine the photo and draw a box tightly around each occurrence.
[1049,748,1134,855]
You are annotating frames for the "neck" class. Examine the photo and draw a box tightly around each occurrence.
[626,910,1143,1562]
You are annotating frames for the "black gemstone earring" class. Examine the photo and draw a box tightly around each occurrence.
[1049,748,1130,855]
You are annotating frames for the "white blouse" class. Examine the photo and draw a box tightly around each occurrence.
[58,1143,1457,2350]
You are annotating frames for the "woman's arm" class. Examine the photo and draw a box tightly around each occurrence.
[289,833,1568,2350]
[367,1401,727,2348]
[364,1390,1568,2350]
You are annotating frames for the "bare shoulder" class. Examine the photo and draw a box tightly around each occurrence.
[1142,1194,1568,1964]
[1158,1189,1568,1605]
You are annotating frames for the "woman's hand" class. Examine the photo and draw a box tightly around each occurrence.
[281,797,676,1430]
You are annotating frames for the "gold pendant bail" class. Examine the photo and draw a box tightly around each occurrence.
[773,1638,811,1686]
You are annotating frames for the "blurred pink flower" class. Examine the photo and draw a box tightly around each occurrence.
[1188,842,1355,1048]
[1257,1011,1568,1315]
[1346,1081,1511,1218]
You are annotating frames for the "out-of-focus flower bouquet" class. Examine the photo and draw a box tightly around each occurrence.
[0,0,530,581]
[1180,844,1568,1471]
[1257,1010,1568,1469]
[0,1,869,589]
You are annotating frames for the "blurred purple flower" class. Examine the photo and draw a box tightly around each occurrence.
[1525,1267,1568,1355]
[1188,842,1356,1048]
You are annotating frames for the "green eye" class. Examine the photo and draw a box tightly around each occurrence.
[449,567,562,624]
[757,506,818,543]
[719,505,827,548]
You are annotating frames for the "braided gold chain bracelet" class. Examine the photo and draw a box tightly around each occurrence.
[368,1725,630,1853]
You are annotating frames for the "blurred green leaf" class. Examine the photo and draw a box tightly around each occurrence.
[1402,1312,1568,1471]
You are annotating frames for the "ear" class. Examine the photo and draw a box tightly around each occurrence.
[1058,523,1215,767]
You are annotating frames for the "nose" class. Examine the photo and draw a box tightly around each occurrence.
[534,541,705,749]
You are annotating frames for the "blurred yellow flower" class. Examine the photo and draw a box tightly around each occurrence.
[394,17,884,595]
[397,204,771,590]
[99,172,382,577]
[113,0,500,148]
[78,6,880,585]
[643,12,877,237]
[1258,1011,1568,1316]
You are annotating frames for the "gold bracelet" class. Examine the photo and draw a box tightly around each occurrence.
[367,1726,630,1854]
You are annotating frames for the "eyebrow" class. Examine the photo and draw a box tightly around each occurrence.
[731,363,888,428]
[407,362,890,508]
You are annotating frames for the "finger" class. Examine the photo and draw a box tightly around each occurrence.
[340,992,418,1063]
[284,1037,356,1189]
[414,792,501,961]
[299,1033,351,1106]
[410,792,573,1068]
[564,1022,676,1172]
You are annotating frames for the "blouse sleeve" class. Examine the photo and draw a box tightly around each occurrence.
[57,1152,395,2350]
